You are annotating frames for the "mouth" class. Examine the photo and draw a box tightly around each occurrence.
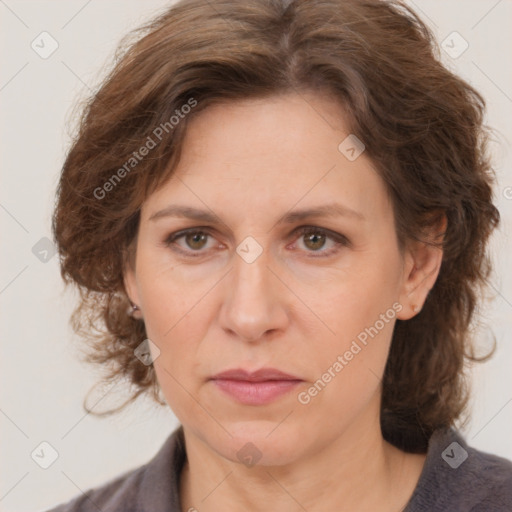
[211,379,302,405]
[209,368,303,405]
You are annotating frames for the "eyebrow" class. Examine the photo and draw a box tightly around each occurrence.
[149,203,366,224]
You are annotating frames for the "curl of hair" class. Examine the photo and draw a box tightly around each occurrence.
[52,0,500,452]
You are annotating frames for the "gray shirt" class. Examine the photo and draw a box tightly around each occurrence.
[44,425,512,511]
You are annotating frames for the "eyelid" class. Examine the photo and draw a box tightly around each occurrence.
[163,225,350,257]
[290,226,350,256]
[163,226,222,256]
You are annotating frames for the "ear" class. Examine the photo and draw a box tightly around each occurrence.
[396,214,446,320]
[122,242,142,318]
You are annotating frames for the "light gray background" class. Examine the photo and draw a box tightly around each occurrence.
[1,1,511,511]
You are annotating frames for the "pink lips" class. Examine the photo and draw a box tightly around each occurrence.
[210,368,303,405]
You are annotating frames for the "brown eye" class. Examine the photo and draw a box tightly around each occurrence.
[163,229,216,256]
[184,232,209,250]
[303,231,327,251]
[293,226,350,257]
[164,226,349,259]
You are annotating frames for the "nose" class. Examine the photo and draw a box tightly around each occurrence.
[218,248,289,343]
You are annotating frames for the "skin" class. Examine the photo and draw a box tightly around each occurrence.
[124,92,444,512]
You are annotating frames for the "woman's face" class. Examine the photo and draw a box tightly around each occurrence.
[124,92,421,466]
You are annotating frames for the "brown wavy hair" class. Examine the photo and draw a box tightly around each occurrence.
[52,0,500,452]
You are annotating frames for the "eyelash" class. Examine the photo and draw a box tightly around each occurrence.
[163,226,350,258]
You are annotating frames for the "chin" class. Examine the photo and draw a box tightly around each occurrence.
[217,420,304,467]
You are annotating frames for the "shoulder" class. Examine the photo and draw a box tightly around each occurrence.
[43,464,146,512]
[460,436,512,511]
[43,425,186,512]
[405,427,512,512]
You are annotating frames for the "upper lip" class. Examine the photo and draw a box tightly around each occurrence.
[211,368,302,382]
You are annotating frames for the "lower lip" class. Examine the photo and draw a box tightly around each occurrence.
[211,379,302,405]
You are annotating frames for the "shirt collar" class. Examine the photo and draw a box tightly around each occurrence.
[137,424,187,512]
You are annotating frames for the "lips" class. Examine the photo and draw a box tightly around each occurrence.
[210,367,302,382]
[210,368,303,405]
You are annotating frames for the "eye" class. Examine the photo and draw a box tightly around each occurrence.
[291,226,350,257]
[163,228,219,256]
[163,226,350,258]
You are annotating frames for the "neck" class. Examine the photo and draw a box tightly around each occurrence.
[178,403,426,512]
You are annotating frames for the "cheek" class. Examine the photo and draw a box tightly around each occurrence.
[317,287,396,381]
[297,287,397,422]
[299,256,401,394]
[136,250,204,333]
[141,279,205,360]
[144,295,208,422]
[305,258,401,344]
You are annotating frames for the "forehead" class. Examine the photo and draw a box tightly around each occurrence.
[142,93,392,225]
[180,92,349,163]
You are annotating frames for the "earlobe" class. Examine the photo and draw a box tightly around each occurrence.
[396,214,446,320]
[396,252,442,320]
[122,246,142,318]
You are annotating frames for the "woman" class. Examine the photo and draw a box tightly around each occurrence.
[47,0,512,510]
